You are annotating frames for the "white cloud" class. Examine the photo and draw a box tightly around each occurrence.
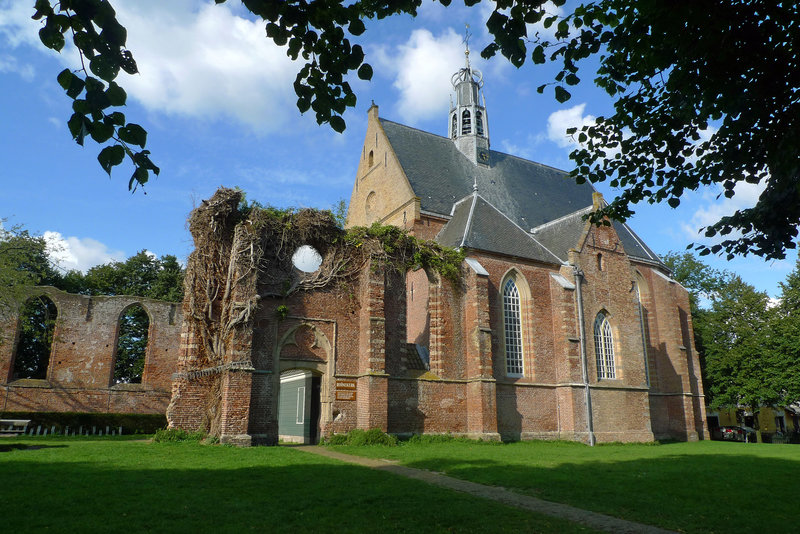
[0,1,42,48]
[0,1,300,132]
[0,54,34,80]
[43,231,125,273]
[373,28,467,124]
[546,103,596,148]
[114,2,298,132]
[680,181,767,241]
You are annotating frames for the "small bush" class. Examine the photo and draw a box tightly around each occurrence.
[323,428,397,446]
[322,433,348,445]
[153,428,206,443]
[406,433,460,444]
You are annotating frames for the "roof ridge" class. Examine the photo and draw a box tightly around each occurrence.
[473,194,565,264]
[531,205,593,233]
[379,118,449,142]
[460,193,479,248]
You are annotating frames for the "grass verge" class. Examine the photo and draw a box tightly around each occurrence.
[326,439,800,533]
[0,437,593,533]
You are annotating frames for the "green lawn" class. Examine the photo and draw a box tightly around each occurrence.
[0,437,592,533]
[329,439,800,533]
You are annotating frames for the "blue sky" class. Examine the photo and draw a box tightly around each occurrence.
[0,0,794,297]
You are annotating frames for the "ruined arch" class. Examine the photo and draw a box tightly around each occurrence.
[113,303,151,385]
[12,294,58,380]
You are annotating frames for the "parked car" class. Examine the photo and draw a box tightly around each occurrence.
[716,425,757,442]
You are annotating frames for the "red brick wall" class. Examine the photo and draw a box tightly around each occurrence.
[1,287,181,415]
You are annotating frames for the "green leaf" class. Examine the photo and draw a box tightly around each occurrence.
[348,19,365,36]
[119,124,147,148]
[106,82,127,106]
[357,63,373,81]
[39,25,65,51]
[97,145,125,175]
[554,85,571,103]
[108,111,126,126]
[90,54,120,82]
[329,115,346,133]
[32,0,52,20]
[531,45,545,64]
[129,167,149,190]
[90,119,114,143]
[67,113,89,146]
[57,69,73,91]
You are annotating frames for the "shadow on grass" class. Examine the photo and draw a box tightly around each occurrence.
[399,450,798,533]
[0,443,67,453]
[0,442,592,533]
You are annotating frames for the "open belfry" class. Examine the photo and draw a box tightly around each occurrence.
[1,45,708,445]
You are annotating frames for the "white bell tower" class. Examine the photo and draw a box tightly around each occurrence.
[449,28,490,165]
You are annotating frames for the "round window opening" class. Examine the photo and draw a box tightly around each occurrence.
[292,245,323,273]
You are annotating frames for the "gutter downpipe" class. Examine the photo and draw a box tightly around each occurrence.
[574,266,596,446]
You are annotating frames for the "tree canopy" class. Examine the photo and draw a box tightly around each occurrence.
[34,0,800,259]
[0,226,184,305]
[666,251,800,427]
[0,224,62,312]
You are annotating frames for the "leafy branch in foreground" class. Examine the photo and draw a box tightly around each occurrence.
[35,0,158,190]
[35,1,800,260]
[481,1,800,260]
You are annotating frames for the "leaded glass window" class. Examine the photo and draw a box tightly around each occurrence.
[503,278,523,376]
[594,312,616,379]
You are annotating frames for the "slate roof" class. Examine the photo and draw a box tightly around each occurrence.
[437,193,562,264]
[380,118,663,266]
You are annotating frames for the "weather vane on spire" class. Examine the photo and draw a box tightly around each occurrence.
[463,24,472,64]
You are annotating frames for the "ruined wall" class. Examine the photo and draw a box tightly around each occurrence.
[0,287,181,414]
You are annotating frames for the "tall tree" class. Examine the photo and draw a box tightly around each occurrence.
[700,276,776,439]
[32,1,800,260]
[0,225,62,311]
[768,260,800,407]
[662,251,730,315]
[66,251,184,301]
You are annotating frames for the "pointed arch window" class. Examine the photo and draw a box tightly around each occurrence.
[594,312,616,379]
[461,109,472,135]
[476,110,484,136]
[13,295,58,380]
[503,277,524,376]
[114,304,150,384]
[451,113,458,138]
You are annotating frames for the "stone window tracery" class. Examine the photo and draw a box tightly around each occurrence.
[594,312,616,379]
[503,277,524,376]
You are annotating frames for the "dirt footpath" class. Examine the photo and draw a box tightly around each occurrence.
[296,446,676,534]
